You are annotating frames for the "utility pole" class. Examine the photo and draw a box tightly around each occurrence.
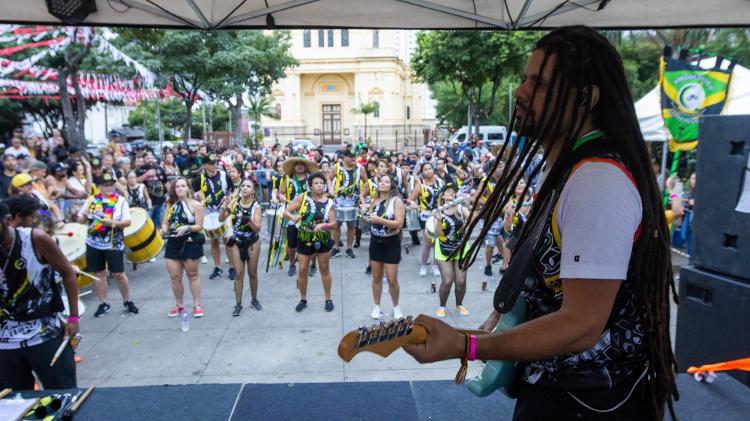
[156,99,164,150]
[467,103,472,139]
[201,104,207,142]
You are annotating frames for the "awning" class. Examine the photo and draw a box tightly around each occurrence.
[1,0,748,31]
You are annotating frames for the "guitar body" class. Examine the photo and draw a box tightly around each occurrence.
[466,298,527,398]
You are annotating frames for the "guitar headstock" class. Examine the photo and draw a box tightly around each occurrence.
[338,316,428,362]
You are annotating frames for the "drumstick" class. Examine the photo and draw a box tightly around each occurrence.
[50,334,82,367]
[76,270,99,282]
[0,388,11,399]
[55,232,75,237]
[61,385,94,421]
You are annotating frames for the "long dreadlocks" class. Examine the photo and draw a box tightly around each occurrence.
[458,26,679,420]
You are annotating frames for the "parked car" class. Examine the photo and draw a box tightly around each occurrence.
[289,139,316,151]
[449,125,507,144]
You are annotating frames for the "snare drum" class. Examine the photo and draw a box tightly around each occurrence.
[57,223,93,289]
[203,212,227,240]
[405,207,421,231]
[335,206,358,223]
[124,207,165,263]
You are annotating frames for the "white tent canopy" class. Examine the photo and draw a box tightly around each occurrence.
[1,0,749,30]
[636,57,750,142]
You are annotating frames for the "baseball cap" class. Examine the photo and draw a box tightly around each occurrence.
[11,173,33,188]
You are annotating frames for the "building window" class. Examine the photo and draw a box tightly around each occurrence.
[372,30,379,48]
[341,29,349,47]
[373,101,380,118]
[275,103,282,119]
[303,30,311,48]
[406,106,411,120]
[327,29,334,47]
[318,30,324,47]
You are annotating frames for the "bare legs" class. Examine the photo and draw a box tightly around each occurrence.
[436,260,467,307]
[370,260,400,306]
[94,271,130,304]
[231,244,261,304]
[166,258,201,307]
[297,252,332,301]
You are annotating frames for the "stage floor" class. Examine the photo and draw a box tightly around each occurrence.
[16,374,746,420]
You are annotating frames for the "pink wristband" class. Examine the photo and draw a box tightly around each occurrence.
[467,334,477,361]
[68,316,80,323]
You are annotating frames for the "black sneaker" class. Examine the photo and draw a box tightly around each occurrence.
[325,300,334,312]
[484,265,493,277]
[491,254,503,264]
[209,267,223,280]
[94,302,111,318]
[288,264,296,277]
[251,300,262,311]
[233,304,242,317]
[330,248,340,258]
[345,249,355,259]
[309,265,317,276]
[499,267,506,276]
[228,268,236,281]
[338,240,343,247]
[124,301,139,314]
[365,265,372,275]
[295,300,308,312]
[353,240,360,249]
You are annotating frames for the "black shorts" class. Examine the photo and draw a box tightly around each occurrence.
[0,334,76,390]
[287,225,299,249]
[233,235,259,262]
[297,238,332,256]
[86,246,125,273]
[164,238,204,261]
[369,235,401,264]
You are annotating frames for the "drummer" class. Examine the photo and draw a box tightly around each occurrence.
[432,183,471,318]
[161,177,205,318]
[276,156,317,277]
[399,161,421,247]
[408,162,443,288]
[360,159,390,276]
[77,172,139,318]
[283,173,336,313]
[328,150,367,259]
[366,174,405,320]
[219,178,262,317]
[192,153,233,280]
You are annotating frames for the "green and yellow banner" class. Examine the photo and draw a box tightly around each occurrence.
[660,48,735,152]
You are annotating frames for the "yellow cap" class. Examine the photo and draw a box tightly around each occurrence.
[11,173,32,188]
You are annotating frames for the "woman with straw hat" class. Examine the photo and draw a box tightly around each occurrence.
[276,156,318,277]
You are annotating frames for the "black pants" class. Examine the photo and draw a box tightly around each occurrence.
[0,334,77,390]
[512,380,651,421]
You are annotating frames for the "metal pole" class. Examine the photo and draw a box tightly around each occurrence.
[104,103,109,135]
[157,99,164,151]
[201,104,207,142]
[659,140,669,190]
[467,103,472,139]
[508,81,513,126]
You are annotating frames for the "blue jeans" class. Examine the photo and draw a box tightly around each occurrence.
[149,203,165,227]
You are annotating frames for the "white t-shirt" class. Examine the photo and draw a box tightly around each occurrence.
[6,145,30,158]
[77,195,132,250]
[556,161,642,280]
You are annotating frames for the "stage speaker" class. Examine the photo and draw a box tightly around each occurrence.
[692,115,750,281]
[675,266,750,387]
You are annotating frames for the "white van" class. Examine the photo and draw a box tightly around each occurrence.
[448,125,507,144]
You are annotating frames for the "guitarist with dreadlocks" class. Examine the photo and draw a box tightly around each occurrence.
[404,26,678,420]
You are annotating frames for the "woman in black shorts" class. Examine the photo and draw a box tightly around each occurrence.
[161,177,205,318]
[219,178,262,316]
[366,174,405,320]
[283,173,336,313]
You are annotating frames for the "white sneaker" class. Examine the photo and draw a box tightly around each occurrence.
[200,256,208,264]
[149,257,156,263]
[431,265,440,277]
[393,306,403,319]
[224,257,229,264]
[371,305,382,319]
[419,265,427,277]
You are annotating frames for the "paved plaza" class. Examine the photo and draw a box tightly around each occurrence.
[74,235,494,388]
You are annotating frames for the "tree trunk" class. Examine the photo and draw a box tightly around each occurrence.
[228,94,243,146]
[58,67,83,150]
[184,99,194,144]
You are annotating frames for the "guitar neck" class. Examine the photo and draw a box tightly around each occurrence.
[338,316,485,362]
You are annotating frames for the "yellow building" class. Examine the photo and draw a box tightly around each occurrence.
[262,29,436,150]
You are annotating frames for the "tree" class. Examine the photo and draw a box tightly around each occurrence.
[351,100,379,141]
[411,31,540,134]
[246,96,279,147]
[204,31,296,145]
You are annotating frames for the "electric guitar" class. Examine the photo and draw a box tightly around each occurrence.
[466,190,557,398]
[338,316,485,362]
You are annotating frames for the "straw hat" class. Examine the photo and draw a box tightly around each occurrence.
[282,157,318,176]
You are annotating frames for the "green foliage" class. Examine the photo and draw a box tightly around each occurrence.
[351,100,379,139]
[411,30,541,128]
[247,96,279,147]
